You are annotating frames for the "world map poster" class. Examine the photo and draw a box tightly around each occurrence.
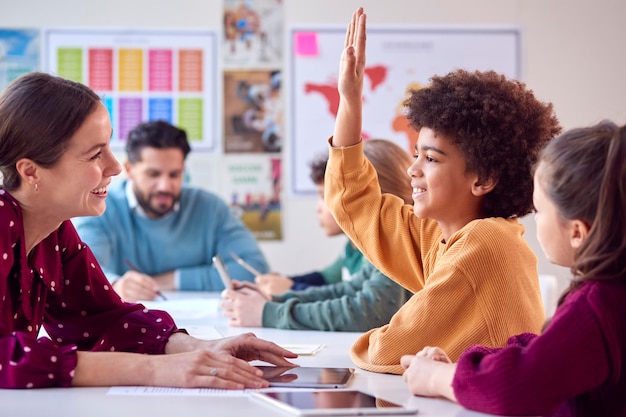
[289,26,520,195]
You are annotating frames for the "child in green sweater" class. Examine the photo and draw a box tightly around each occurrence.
[220,139,413,331]
[254,154,363,297]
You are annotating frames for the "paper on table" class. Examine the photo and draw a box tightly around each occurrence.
[140,298,220,321]
[108,386,316,396]
[185,325,224,340]
[108,386,247,396]
[278,343,326,356]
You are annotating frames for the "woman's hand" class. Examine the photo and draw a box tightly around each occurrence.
[200,332,297,366]
[149,348,268,389]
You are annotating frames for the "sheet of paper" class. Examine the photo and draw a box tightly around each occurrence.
[108,386,315,396]
[278,344,326,356]
[108,386,247,396]
[184,325,224,340]
[140,298,220,321]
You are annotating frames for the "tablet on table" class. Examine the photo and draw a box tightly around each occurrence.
[250,390,419,416]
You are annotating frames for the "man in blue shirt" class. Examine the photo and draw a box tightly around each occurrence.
[73,120,269,302]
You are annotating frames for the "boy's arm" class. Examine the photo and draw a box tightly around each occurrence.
[331,7,366,148]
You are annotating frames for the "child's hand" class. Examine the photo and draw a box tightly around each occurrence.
[337,7,366,102]
[221,285,268,327]
[400,352,457,400]
[332,7,367,147]
[415,346,452,363]
[255,273,293,296]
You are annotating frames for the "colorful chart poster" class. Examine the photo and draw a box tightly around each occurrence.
[289,26,521,195]
[220,155,282,240]
[223,69,282,153]
[223,0,283,68]
[0,29,40,92]
[44,29,217,151]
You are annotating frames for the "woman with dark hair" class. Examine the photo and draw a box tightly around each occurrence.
[0,72,295,389]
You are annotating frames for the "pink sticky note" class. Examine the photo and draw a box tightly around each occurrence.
[295,32,319,56]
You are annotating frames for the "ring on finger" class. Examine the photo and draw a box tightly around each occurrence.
[210,368,218,376]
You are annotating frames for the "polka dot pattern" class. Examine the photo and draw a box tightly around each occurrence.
[1,194,178,388]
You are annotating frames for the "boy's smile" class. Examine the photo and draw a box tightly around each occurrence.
[407,127,485,241]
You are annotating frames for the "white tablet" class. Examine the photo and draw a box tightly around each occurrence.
[212,254,232,290]
[256,366,354,388]
[250,390,418,416]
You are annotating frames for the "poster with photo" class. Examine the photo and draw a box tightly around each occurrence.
[44,28,217,151]
[223,69,282,153]
[0,29,40,92]
[220,155,282,241]
[223,0,283,68]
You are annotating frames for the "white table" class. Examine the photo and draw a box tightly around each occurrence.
[3,291,498,417]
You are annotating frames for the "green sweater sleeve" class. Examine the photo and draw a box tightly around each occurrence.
[262,261,411,332]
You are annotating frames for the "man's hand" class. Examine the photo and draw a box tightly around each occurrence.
[113,271,161,302]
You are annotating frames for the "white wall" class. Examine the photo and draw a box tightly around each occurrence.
[2,0,625,293]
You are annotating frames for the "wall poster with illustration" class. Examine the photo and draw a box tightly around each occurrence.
[289,26,521,195]
[44,28,218,151]
[0,29,40,92]
[221,0,285,241]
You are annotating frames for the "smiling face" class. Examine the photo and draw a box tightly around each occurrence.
[407,127,486,240]
[125,147,185,218]
[38,103,121,221]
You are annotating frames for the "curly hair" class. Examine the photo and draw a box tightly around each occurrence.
[405,69,561,218]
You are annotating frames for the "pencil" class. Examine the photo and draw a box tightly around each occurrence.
[123,259,168,300]
[229,251,262,276]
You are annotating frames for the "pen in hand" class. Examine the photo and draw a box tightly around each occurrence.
[229,251,261,276]
[123,259,168,300]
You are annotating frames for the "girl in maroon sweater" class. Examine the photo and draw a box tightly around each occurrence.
[401,121,626,416]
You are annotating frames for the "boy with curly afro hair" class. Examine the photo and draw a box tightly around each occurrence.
[324,7,562,375]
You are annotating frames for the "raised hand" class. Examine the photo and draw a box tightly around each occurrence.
[337,7,367,101]
[332,7,367,147]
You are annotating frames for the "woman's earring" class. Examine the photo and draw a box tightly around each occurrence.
[34,183,38,192]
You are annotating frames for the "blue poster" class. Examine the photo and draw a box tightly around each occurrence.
[0,29,40,92]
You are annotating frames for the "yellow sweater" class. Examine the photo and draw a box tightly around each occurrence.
[325,140,545,375]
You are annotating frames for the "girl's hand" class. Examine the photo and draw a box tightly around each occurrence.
[415,346,452,363]
[400,353,458,401]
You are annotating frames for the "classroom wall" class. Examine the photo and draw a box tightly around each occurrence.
[2,0,625,294]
